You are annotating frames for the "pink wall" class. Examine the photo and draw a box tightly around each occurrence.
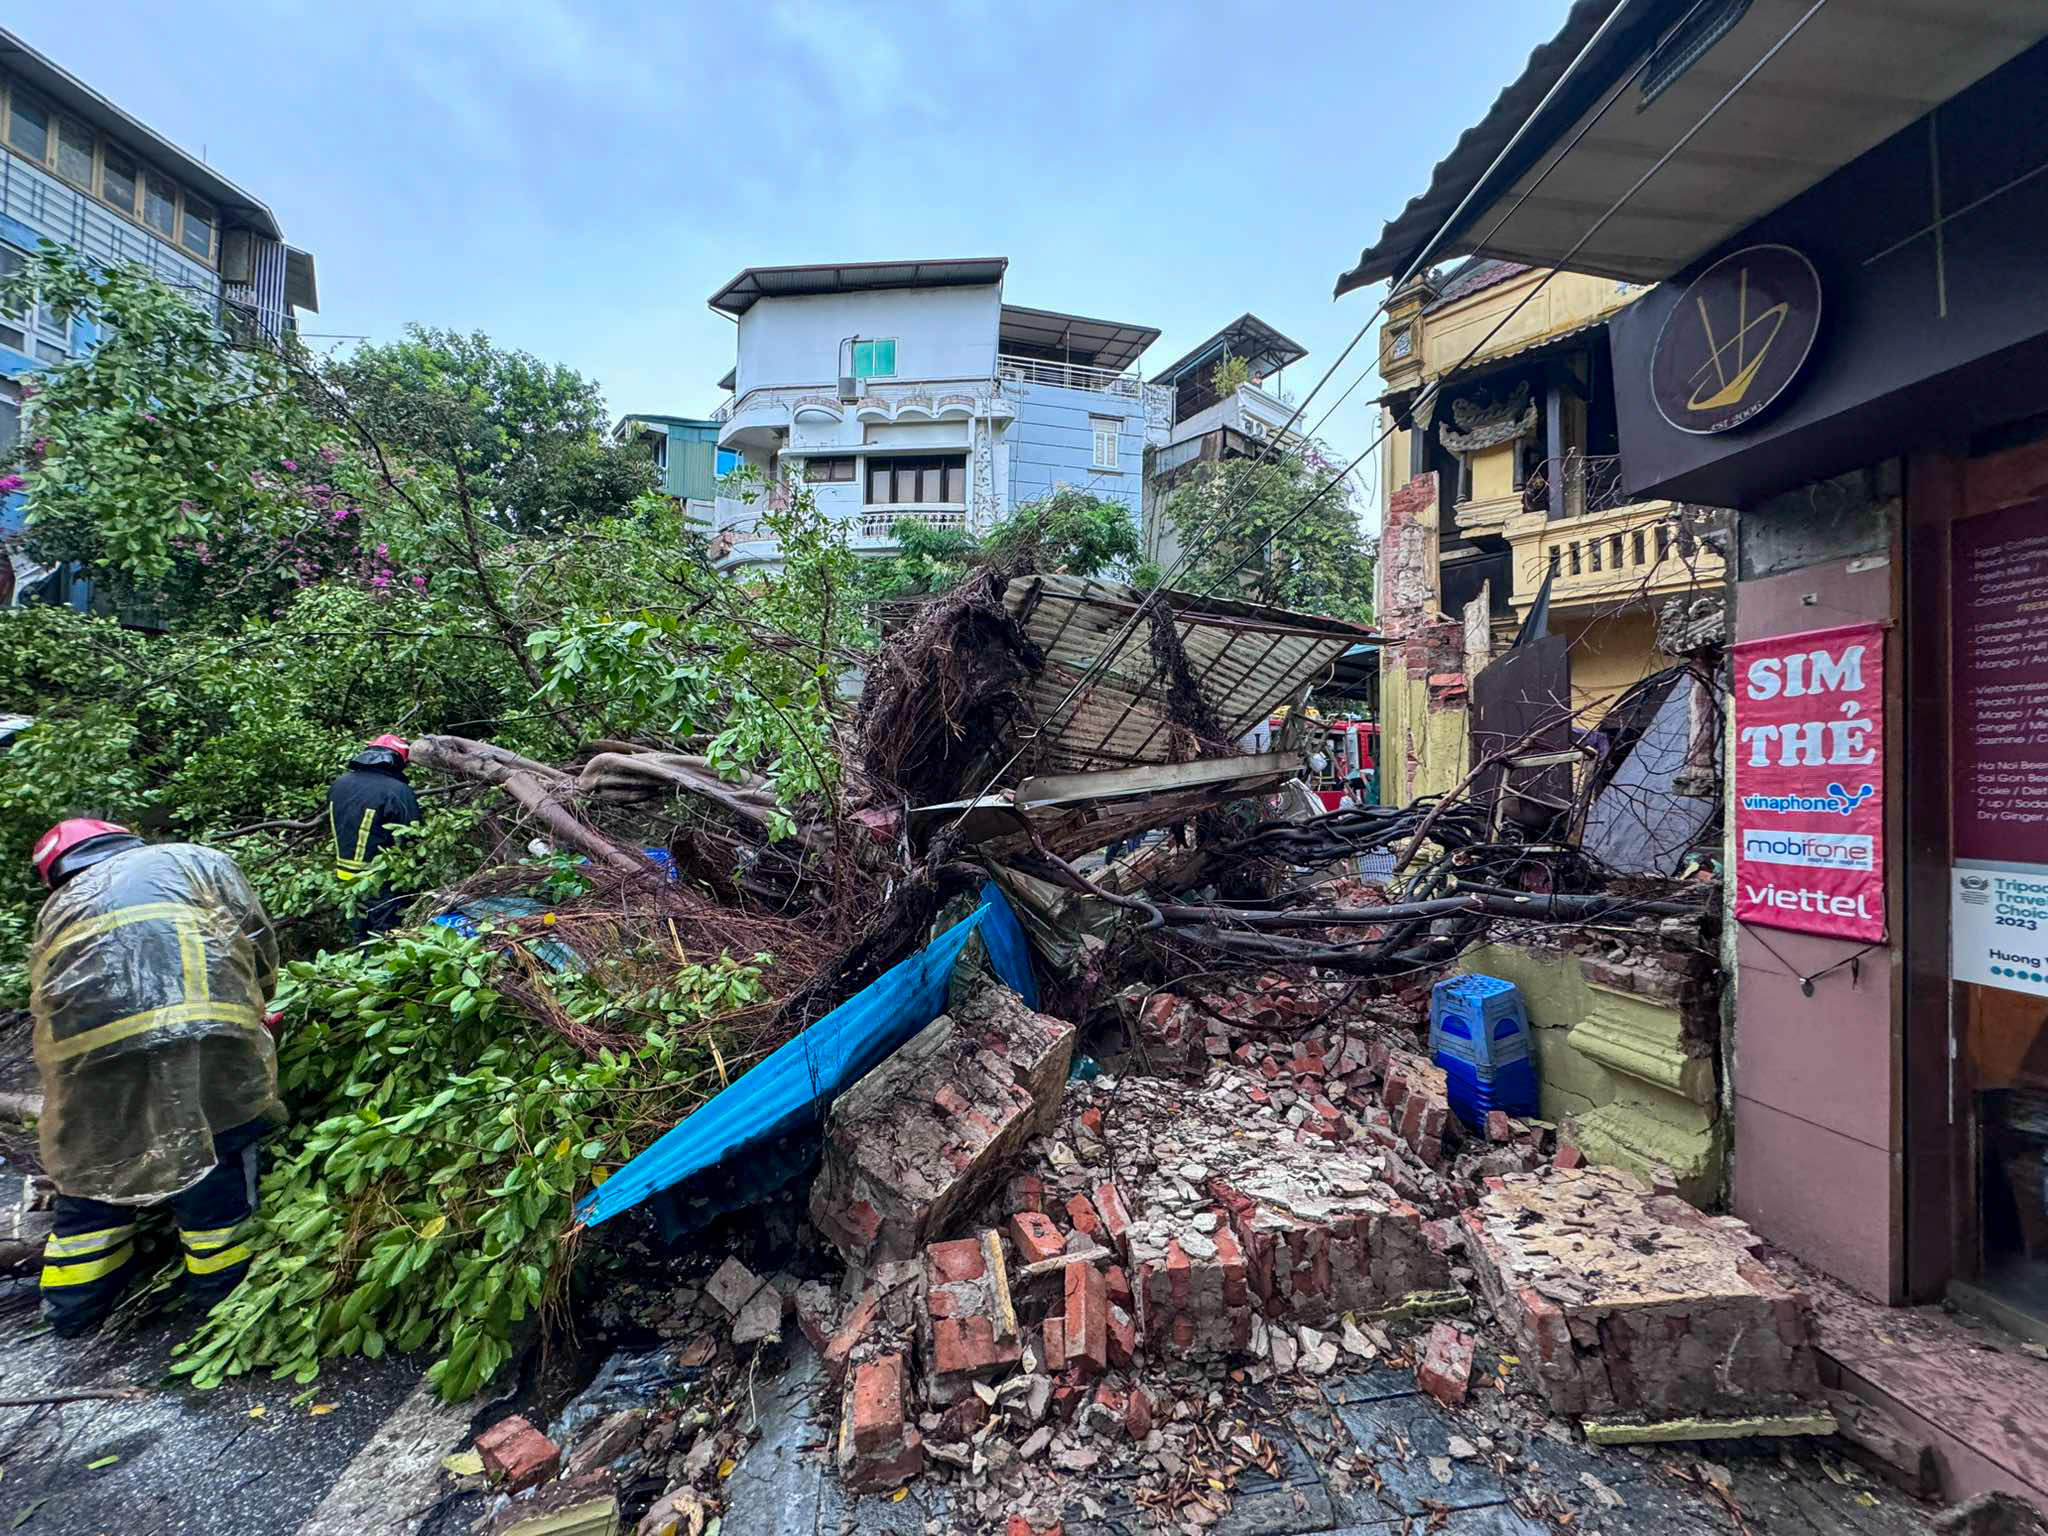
[1731,558,1904,1301]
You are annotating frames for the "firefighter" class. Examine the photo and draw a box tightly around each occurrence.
[27,819,283,1337]
[327,734,422,939]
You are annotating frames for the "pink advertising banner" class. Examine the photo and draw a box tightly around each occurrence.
[1731,622,1887,941]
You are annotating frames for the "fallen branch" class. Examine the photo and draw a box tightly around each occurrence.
[0,1386,149,1407]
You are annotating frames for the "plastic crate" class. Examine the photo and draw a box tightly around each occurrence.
[1441,1053,1540,1125]
[1429,973,1531,1072]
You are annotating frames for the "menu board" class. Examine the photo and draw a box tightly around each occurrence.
[1954,501,2048,864]
[1952,500,2048,998]
[1731,623,1887,941]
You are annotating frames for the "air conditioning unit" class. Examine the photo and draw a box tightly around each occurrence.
[838,374,860,402]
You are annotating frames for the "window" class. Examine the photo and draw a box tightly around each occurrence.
[1091,416,1119,470]
[645,433,668,471]
[5,91,48,161]
[100,146,138,216]
[0,387,18,466]
[142,171,178,238]
[803,456,855,483]
[55,118,93,187]
[866,455,965,505]
[180,195,215,260]
[851,338,896,378]
[714,448,740,478]
[0,244,69,361]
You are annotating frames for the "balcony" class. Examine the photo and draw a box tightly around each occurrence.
[996,355,1143,398]
[1505,474,1727,618]
[714,378,1003,450]
[857,506,968,543]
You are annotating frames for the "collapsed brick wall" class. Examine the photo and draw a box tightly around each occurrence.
[1463,1165,1820,1421]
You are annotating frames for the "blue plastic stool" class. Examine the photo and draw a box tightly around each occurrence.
[1430,974,1537,1122]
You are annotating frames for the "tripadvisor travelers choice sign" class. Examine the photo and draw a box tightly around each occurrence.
[1650,244,1821,435]
[1951,500,2048,998]
[1731,623,1886,942]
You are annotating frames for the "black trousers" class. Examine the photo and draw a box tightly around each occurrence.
[350,891,413,943]
[40,1120,267,1337]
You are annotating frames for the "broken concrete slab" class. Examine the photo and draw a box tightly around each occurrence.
[1463,1165,1823,1421]
[811,985,1074,1267]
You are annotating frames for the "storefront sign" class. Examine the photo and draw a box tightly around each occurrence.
[1951,500,2048,996]
[1731,622,1886,941]
[1650,244,1821,435]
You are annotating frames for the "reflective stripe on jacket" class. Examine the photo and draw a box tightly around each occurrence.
[326,765,421,881]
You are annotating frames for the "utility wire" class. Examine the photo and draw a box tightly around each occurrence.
[938,0,1744,835]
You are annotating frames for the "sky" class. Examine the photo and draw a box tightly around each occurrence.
[14,0,1570,507]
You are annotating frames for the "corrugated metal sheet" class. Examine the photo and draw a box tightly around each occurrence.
[1003,576,1373,774]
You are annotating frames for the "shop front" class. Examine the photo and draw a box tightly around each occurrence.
[1604,39,2048,1325]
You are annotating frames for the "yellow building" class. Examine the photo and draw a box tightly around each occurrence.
[1373,259,1727,805]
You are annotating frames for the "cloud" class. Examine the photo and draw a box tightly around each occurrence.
[766,0,927,119]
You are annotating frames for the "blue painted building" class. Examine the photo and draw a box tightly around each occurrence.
[701,259,1167,572]
[0,26,317,572]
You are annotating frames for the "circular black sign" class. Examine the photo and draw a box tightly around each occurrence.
[1650,244,1821,435]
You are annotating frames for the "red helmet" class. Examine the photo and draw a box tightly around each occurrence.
[368,734,410,763]
[32,818,133,886]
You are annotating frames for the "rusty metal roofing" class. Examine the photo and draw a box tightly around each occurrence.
[1001,576,1374,776]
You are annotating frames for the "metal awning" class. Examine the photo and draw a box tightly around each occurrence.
[1149,313,1308,386]
[1378,316,1610,407]
[1002,575,1374,775]
[708,258,1008,316]
[998,304,1159,373]
[284,248,318,314]
[1335,0,2048,291]
[716,366,736,393]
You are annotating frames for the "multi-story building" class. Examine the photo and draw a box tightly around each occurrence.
[0,26,317,553]
[1141,313,1308,571]
[611,413,734,530]
[1371,257,1727,806]
[704,259,1160,570]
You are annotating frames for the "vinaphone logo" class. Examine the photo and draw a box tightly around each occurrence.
[1651,245,1821,436]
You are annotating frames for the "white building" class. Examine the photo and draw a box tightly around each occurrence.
[706,258,1166,570]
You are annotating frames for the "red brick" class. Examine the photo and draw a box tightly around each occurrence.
[1008,1174,1045,1214]
[1212,1224,1248,1308]
[1051,1375,1088,1421]
[1107,1303,1137,1368]
[932,1315,1016,1376]
[1104,1264,1133,1312]
[1093,1181,1132,1253]
[1064,1261,1108,1376]
[1416,1323,1475,1409]
[1007,1519,1063,1536]
[1165,1240,1192,1308]
[821,1291,881,1381]
[1247,1085,1270,1106]
[931,1083,970,1116]
[850,1354,906,1454]
[1009,1210,1066,1266]
[1126,1385,1153,1441]
[833,1199,881,1254]
[1065,1193,1101,1238]
[1079,1107,1103,1137]
[927,1237,986,1284]
[1309,1096,1342,1123]
[1554,1145,1584,1170]
[1486,1110,1514,1143]
[1040,1316,1067,1372]
[1259,1056,1281,1080]
[476,1416,559,1492]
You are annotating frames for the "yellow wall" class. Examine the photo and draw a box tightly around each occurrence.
[1470,443,1516,502]
[1555,609,1670,724]
[1379,664,1470,806]
[1420,269,1643,380]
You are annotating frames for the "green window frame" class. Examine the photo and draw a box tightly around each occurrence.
[851,338,896,378]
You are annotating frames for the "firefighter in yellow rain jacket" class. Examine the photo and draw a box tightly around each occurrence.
[27,819,284,1337]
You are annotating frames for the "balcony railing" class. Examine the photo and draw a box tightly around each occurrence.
[1523,452,1632,519]
[996,355,1142,398]
[859,506,968,540]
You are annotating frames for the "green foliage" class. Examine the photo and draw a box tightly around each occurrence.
[319,327,655,534]
[174,925,769,1396]
[1161,445,1376,621]
[1210,355,1254,398]
[856,488,1140,602]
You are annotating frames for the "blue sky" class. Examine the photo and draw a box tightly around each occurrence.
[17,1,1568,502]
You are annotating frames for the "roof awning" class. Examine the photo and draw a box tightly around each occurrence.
[1379,316,1610,406]
[708,258,1007,315]
[998,304,1159,373]
[284,247,317,314]
[717,366,736,393]
[1335,0,2048,292]
[1002,575,1374,775]
[1149,313,1308,386]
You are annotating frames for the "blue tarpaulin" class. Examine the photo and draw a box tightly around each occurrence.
[577,883,1036,1228]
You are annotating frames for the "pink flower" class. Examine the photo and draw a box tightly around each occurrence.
[329,507,351,525]
[0,474,23,494]
[29,438,45,457]
[282,459,299,472]
[369,572,390,590]
[412,574,427,589]
[178,499,197,513]
[376,543,388,558]
[318,444,341,465]
[141,411,157,423]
